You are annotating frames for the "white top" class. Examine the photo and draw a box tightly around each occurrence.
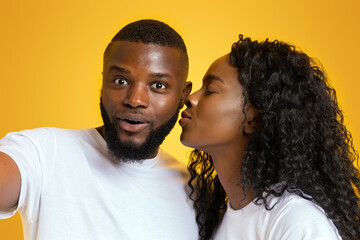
[0,128,198,240]
[214,191,342,240]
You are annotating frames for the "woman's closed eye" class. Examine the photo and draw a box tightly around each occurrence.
[204,86,217,95]
[205,90,215,95]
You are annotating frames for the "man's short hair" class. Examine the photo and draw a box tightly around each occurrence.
[104,19,188,65]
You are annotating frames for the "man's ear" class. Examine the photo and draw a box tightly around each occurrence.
[244,106,259,135]
[180,81,192,108]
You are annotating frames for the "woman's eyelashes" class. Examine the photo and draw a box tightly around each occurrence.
[205,90,215,95]
[204,85,217,95]
[203,79,223,96]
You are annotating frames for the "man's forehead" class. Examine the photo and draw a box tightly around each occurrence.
[104,41,184,70]
[105,41,180,59]
[103,41,188,82]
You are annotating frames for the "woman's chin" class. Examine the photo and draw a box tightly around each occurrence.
[180,136,197,149]
[180,131,211,151]
[180,138,193,148]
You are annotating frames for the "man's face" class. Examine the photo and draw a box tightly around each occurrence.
[101,41,190,161]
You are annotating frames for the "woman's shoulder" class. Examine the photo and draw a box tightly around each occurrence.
[266,191,341,239]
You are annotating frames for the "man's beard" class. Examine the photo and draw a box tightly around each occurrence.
[100,99,180,162]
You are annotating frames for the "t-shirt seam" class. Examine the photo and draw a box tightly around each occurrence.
[41,127,57,195]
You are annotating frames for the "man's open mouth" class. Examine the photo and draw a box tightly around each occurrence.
[116,115,149,133]
[124,119,143,125]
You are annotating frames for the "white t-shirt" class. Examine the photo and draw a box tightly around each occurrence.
[214,191,342,240]
[0,128,198,240]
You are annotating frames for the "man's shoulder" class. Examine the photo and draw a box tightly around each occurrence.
[5,127,91,136]
[45,127,94,135]
[2,127,97,145]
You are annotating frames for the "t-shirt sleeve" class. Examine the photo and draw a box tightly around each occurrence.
[269,197,341,240]
[0,128,56,220]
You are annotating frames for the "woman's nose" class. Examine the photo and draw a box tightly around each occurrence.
[185,91,199,108]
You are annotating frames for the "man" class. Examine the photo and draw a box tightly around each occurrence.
[0,19,197,240]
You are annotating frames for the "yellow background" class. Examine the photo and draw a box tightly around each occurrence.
[1,0,359,238]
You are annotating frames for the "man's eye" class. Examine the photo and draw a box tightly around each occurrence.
[114,77,128,85]
[152,82,166,90]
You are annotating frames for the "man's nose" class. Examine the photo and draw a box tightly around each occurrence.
[123,84,149,108]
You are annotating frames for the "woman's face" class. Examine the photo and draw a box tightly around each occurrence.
[179,54,256,153]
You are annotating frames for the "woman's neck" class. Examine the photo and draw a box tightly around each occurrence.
[208,143,254,210]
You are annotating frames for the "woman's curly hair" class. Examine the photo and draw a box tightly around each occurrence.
[188,35,360,240]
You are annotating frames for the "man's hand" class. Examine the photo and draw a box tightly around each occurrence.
[0,152,21,212]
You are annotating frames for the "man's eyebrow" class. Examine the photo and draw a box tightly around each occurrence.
[203,74,225,84]
[149,72,173,79]
[108,65,130,74]
[108,67,172,79]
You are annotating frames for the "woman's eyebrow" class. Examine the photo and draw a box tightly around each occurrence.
[203,74,225,84]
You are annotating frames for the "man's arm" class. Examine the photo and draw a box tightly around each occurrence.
[0,152,21,212]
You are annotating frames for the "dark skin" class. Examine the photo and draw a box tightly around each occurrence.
[180,55,258,210]
[0,152,21,211]
[0,41,192,212]
[99,41,191,158]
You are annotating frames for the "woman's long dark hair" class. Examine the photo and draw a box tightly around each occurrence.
[188,35,360,240]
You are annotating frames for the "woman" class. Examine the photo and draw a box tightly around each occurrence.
[179,35,360,240]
